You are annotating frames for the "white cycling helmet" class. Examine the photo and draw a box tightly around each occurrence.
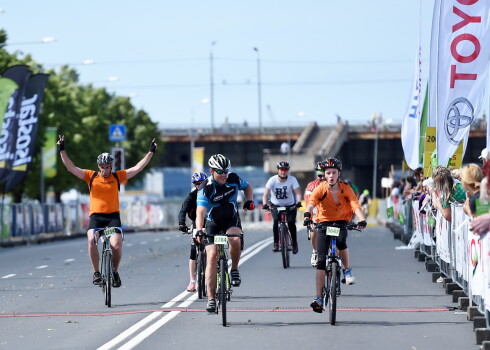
[208,154,231,171]
[97,152,114,165]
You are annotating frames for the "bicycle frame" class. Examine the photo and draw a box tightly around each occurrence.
[93,227,123,308]
[269,204,296,269]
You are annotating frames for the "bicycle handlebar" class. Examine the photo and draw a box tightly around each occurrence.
[314,222,361,232]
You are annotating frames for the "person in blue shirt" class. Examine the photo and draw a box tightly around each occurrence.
[194,154,255,313]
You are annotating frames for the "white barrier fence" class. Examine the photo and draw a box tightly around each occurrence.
[388,196,490,328]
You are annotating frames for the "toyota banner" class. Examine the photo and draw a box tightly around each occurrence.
[429,0,490,166]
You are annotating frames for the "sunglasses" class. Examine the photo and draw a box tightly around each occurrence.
[213,169,229,175]
[278,168,289,171]
[317,174,325,178]
[193,181,203,186]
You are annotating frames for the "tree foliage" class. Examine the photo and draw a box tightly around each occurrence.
[0,29,160,202]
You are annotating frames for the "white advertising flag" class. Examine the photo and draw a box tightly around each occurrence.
[401,47,422,170]
[430,0,490,165]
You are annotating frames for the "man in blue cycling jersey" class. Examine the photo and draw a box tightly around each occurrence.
[195,154,255,313]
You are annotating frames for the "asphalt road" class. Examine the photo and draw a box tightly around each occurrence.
[0,223,479,350]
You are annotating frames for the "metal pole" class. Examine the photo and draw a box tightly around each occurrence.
[253,47,263,133]
[372,123,379,199]
[210,41,216,133]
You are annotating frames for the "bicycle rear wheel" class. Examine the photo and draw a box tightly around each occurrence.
[105,251,112,308]
[280,223,288,269]
[219,258,227,326]
[328,261,337,325]
[197,248,206,299]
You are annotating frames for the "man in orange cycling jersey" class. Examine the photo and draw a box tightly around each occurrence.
[303,157,366,313]
[57,135,157,288]
[304,161,327,267]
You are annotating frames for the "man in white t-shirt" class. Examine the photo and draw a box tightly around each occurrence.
[262,161,302,254]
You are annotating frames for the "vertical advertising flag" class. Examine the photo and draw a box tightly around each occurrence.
[4,74,50,193]
[430,1,490,166]
[43,127,57,178]
[0,65,31,182]
[192,147,205,174]
[0,77,19,130]
[401,47,422,170]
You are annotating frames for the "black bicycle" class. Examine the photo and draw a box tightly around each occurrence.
[189,228,207,299]
[313,222,359,325]
[93,227,123,308]
[266,204,296,269]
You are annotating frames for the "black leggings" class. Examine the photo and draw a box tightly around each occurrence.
[271,209,297,245]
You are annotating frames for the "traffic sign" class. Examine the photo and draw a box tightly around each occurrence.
[109,124,126,142]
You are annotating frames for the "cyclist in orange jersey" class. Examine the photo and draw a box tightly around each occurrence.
[57,135,157,288]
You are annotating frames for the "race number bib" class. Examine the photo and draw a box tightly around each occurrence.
[326,227,340,237]
[105,227,117,237]
[214,235,229,245]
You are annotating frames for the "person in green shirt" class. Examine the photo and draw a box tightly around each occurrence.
[431,165,466,222]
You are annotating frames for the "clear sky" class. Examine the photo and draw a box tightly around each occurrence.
[1,0,435,129]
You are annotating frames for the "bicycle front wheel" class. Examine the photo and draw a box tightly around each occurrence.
[280,223,288,269]
[329,261,337,325]
[219,258,227,326]
[105,252,113,308]
[197,248,206,299]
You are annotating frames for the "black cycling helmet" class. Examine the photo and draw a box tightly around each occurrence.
[277,161,290,170]
[208,154,231,171]
[97,152,114,165]
[191,172,208,183]
[324,157,342,171]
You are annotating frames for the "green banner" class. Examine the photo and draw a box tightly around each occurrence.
[43,127,57,178]
[398,212,405,225]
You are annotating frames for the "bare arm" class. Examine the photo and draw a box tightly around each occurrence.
[294,187,302,202]
[57,135,84,180]
[262,187,271,206]
[125,151,154,180]
[195,206,207,231]
[125,138,157,180]
[243,184,253,202]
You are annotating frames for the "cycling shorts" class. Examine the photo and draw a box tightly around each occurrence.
[87,212,122,231]
[204,216,242,247]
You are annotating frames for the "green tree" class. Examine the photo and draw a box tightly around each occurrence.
[0,31,160,202]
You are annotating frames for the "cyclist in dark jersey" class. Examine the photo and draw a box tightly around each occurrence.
[178,172,208,292]
[195,154,255,313]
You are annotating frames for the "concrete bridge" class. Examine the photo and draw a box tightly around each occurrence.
[159,122,486,198]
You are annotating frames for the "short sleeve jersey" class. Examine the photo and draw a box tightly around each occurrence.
[265,175,300,206]
[83,170,127,216]
[196,172,249,225]
[441,182,466,209]
[304,178,322,222]
[307,181,361,222]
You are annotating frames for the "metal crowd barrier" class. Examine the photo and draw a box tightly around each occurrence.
[386,196,490,330]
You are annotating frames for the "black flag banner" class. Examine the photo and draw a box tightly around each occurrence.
[4,73,49,193]
[0,65,31,182]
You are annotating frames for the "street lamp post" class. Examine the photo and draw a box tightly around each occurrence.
[253,47,263,133]
[372,122,379,199]
[210,41,216,133]
[190,98,210,177]
[4,36,56,46]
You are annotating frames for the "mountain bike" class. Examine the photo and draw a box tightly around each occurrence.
[267,204,296,269]
[93,227,123,308]
[213,233,242,326]
[314,221,359,325]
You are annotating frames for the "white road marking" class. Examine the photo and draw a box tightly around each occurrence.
[98,237,272,350]
[35,265,48,270]
[1,274,16,279]
[64,259,75,263]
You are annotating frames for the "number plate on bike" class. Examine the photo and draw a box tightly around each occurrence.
[276,206,286,211]
[214,235,228,245]
[104,227,117,237]
[326,227,340,237]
